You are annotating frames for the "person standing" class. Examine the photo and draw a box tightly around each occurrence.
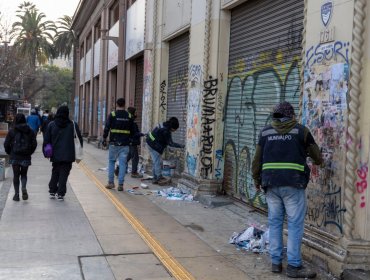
[119,107,144,178]
[26,109,41,134]
[44,106,83,200]
[41,112,54,138]
[4,113,37,201]
[102,98,134,191]
[146,117,184,185]
[252,101,322,279]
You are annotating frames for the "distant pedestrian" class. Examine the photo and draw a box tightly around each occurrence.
[102,98,135,191]
[41,112,54,138]
[43,106,83,201]
[4,113,37,201]
[41,110,49,126]
[146,117,184,185]
[252,101,322,279]
[26,109,41,134]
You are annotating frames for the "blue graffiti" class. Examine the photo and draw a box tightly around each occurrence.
[306,41,350,68]
[186,153,197,176]
[215,149,223,180]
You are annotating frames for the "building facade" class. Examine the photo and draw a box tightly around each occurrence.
[72,0,370,276]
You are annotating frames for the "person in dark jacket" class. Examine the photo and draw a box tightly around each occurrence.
[102,98,135,191]
[26,109,41,134]
[4,113,37,201]
[252,102,322,279]
[41,112,54,138]
[44,106,83,200]
[115,107,144,178]
[146,117,184,185]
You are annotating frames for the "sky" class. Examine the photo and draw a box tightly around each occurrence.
[0,0,80,26]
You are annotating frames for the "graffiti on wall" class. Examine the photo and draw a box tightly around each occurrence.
[224,49,301,208]
[186,65,202,176]
[200,76,218,178]
[356,139,368,209]
[215,149,223,181]
[305,41,350,68]
[159,80,167,114]
[302,41,350,235]
[142,54,152,134]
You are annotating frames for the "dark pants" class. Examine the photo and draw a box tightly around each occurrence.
[127,145,139,173]
[49,162,72,196]
[12,165,29,193]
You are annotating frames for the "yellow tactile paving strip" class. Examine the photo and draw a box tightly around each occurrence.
[78,161,195,280]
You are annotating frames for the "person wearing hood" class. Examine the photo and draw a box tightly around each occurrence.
[26,109,41,134]
[252,102,322,279]
[146,117,184,185]
[43,105,83,201]
[4,113,37,201]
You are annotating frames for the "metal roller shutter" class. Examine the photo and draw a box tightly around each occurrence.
[224,0,304,210]
[167,32,189,145]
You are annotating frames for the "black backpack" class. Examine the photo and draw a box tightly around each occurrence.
[13,130,33,155]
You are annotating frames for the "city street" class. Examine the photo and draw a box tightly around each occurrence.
[0,137,343,280]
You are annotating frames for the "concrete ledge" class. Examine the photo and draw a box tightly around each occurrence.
[343,269,370,280]
[196,195,233,208]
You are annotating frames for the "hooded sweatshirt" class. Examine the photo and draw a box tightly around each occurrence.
[4,123,37,161]
[44,106,83,162]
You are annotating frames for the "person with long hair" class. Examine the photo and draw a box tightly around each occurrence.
[4,113,37,201]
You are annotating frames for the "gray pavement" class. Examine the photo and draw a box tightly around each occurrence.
[0,136,342,279]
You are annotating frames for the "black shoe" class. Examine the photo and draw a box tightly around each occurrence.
[271,263,282,273]
[287,265,316,278]
[114,166,119,177]
[13,193,20,201]
[57,195,64,201]
[22,190,28,200]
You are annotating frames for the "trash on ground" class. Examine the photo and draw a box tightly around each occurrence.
[132,186,139,189]
[156,187,193,201]
[127,189,143,195]
[141,176,153,181]
[98,167,107,171]
[140,183,148,189]
[229,225,269,253]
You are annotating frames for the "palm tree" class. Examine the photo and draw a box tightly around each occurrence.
[54,15,76,59]
[11,2,55,69]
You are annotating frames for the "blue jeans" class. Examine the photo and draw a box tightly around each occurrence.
[148,145,162,180]
[266,186,306,267]
[108,145,129,185]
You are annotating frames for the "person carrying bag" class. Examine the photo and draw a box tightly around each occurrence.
[43,106,83,200]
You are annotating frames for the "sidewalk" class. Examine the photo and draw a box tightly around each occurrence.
[0,136,341,279]
[79,141,339,280]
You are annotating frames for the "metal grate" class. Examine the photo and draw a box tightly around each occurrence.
[167,32,189,145]
[224,0,304,210]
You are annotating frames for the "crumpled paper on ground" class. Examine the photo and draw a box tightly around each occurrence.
[229,226,269,253]
[157,187,193,201]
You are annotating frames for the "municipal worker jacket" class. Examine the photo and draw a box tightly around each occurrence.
[252,119,322,189]
[103,109,134,146]
[146,121,183,154]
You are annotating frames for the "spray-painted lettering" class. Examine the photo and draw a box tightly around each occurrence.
[159,80,167,114]
[201,76,218,178]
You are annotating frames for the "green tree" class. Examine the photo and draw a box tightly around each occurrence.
[54,15,75,59]
[31,65,73,109]
[11,1,55,69]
